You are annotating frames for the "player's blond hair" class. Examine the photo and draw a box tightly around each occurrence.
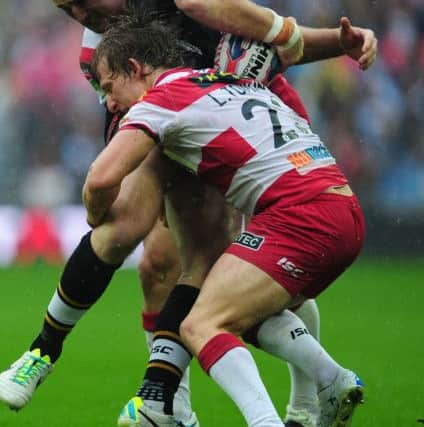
[92,18,184,80]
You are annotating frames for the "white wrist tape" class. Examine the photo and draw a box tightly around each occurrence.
[283,23,302,49]
[263,9,284,44]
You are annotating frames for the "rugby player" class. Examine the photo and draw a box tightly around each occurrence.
[0,1,377,426]
[85,19,367,426]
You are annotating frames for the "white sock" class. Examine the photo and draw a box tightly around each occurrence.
[144,330,194,422]
[257,310,340,390]
[173,368,193,423]
[209,346,284,426]
[288,300,320,415]
[294,299,320,340]
[144,330,154,351]
[47,289,87,326]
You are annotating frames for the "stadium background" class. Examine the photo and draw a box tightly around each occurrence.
[0,1,423,426]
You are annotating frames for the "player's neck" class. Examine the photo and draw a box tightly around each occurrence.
[150,67,173,87]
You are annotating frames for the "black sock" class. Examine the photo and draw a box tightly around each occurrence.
[137,284,200,415]
[30,232,121,362]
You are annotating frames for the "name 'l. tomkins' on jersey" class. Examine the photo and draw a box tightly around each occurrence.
[120,69,348,216]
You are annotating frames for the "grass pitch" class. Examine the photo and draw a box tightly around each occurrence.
[0,257,423,426]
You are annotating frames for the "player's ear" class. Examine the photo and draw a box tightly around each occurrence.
[128,58,143,78]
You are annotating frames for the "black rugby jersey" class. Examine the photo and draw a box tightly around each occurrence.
[126,0,221,67]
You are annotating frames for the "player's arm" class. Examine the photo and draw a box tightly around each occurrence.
[175,0,377,70]
[300,17,378,70]
[175,0,304,66]
[176,0,279,41]
[82,129,155,227]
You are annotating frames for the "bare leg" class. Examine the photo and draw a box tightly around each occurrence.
[139,219,180,315]
[180,254,342,426]
[137,219,197,424]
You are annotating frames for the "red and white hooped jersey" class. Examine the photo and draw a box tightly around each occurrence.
[120,69,348,215]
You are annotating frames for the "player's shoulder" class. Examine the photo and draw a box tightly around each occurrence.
[143,68,249,114]
[141,68,212,112]
[148,68,240,92]
[142,68,246,113]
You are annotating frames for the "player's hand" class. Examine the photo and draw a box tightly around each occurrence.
[339,17,378,70]
[274,17,304,71]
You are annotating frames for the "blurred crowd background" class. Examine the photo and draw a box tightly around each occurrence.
[0,0,423,259]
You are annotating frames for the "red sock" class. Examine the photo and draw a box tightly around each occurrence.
[198,333,245,374]
[142,311,159,332]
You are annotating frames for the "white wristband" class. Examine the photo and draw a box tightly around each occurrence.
[263,9,284,44]
[283,23,302,49]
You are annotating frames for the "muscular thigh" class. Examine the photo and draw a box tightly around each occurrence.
[185,195,364,337]
[142,217,180,274]
[164,169,242,287]
[187,253,292,336]
[139,217,181,312]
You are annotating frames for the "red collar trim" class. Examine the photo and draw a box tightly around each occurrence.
[153,67,193,87]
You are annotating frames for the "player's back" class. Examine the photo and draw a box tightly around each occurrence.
[124,70,348,215]
[127,0,220,67]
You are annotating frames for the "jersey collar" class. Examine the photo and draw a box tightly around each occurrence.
[153,67,194,87]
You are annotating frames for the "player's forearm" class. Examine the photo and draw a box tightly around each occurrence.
[298,27,344,63]
[175,0,275,41]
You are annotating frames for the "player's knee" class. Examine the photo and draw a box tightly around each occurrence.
[179,314,200,347]
[138,255,153,287]
[180,303,217,346]
[139,247,179,293]
[138,254,159,294]
[180,307,246,345]
[139,244,178,281]
[108,198,154,242]
[113,228,140,256]
[92,221,141,263]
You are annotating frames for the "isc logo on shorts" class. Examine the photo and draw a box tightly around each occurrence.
[277,257,305,279]
[234,232,264,251]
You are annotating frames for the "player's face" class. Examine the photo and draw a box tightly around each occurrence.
[56,0,126,33]
[105,94,124,114]
[97,58,144,110]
